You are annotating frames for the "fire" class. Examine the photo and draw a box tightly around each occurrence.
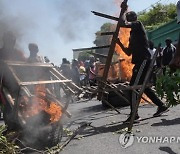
[115,27,133,81]
[96,62,120,81]
[96,28,133,81]
[19,85,62,123]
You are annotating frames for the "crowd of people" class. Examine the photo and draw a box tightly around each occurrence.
[148,38,176,71]
[58,56,99,87]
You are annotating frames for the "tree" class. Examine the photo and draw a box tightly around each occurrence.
[138,3,176,31]
[94,23,115,46]
[78,51,91,62]
[94,23,115,57]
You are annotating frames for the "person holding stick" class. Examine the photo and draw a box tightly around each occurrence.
[116,2,169,123]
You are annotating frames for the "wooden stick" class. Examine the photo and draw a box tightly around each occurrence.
[97,0,128,100]
[105,84,152,91]
[102,99,121,114]
[97,32,115,36]
[92,11,119,21]
[20,80,71,86]
[72,45,110,52]
[102,81,130,104]
[50,71,76,94]
[2,87,15,106]
[16,138,43,153]
[3,61,53,67]
[51,68,82,92]
[8,66,21,85]
[87,52,108,58]
[131,60,147,117]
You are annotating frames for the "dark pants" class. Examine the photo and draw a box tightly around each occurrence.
[129,60,164,116]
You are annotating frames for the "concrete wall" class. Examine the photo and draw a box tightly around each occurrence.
[73,50,81,59]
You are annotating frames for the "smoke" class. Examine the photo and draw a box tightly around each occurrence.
[0,0,117,63]
[56,0,117,42]
[0,1,36,50]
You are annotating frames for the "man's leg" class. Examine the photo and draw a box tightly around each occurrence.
[144,88,169,117]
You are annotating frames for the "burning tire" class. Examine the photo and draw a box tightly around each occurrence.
[0,60,72,149]
[36,122,63,149]
[16,87,65,149]
[17,87,63,126]
[47,122,63,147]
[19,121,63,150]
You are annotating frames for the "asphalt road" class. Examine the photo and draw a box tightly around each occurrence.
[60,99,180,154]
[0,99,179,154]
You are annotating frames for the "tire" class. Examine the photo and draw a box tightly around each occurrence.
[19,122,63,150]
[37,122,63,149]
[17,91,64,127]
[16,90,64,149]
[47,122,63,147]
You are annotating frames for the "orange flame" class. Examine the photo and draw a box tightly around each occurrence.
[19,85,62,123]
[115,28,134,81]
[96,28,133,81]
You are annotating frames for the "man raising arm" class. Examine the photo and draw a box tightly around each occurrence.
[116,5,169,123]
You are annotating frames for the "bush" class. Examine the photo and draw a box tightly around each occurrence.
[156,68,180,107]
[0,125,20,154]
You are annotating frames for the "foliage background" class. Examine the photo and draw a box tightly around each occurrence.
[156,68,180,107]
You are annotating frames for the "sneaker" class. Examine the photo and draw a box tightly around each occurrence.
[123,115,141,124]
[153,106,169,117]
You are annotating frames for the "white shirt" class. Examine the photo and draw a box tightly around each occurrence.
[148,48,156,65]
